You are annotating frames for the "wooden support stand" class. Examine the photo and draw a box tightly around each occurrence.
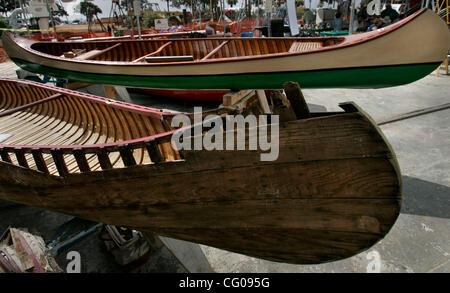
[220,83,311,122]
[434,55,449,76]
[221,89,272,115]
[282,81,310,119]
[104,85,132,103]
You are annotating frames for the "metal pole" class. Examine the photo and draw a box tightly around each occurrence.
[137,15,141,38]
[129,0,134,39]
[222,0,226,35]
[45,0,58,41]
[348,0,355,35]
[19,0,30,35]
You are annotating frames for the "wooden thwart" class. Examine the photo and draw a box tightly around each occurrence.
[75,43,122,61]
[132,41,173,63]
[201,40,229,60]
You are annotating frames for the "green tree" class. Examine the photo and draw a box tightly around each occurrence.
[227,0,237,7]
[142,10,165,28]
[78,1,102,22]
[1,0,20,17]
[0,16,10,28]
[53,2,68,18]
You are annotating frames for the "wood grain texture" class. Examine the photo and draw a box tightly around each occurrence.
[0,79,402,264]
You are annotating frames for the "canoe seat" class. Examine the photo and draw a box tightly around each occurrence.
[289,42,322,53]
[145,55,194,63]
[74,50,103,60]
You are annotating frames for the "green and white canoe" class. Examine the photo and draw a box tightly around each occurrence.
[3,9,450,90]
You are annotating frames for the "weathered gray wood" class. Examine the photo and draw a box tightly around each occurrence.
[283,81,311,119]
[114,86,132,103]
[0,110,401,264]
[256,90,272,114]
[31,150,49,174]
[222,90,255,107]
[270,91,297,122]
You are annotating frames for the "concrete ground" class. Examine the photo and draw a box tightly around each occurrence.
[0,60,448,272]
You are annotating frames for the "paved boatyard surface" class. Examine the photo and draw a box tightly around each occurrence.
[0,60,448,273]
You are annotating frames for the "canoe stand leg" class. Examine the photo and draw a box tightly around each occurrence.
[220,90,273,115]
[256,90,272,114]
[221,90,255,107]
[104,85,132,103]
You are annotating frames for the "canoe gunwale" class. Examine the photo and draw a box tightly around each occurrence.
[0,78,175,119]
[4,9,426,68]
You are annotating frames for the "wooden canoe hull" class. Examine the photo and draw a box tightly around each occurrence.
[0,87,402,263]
[3,9,449,89]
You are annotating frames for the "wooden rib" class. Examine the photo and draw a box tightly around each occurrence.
[31,149,49,174]
[3,94,60,145]
[167,40,175,56]
[97,148,113,170]
[0,80,181,174]
[0,149,12,163]
[51,149,69,176]
[14,148,29,168]
[24,98,72,147]
[118,145,137,167]
[73,149,90,173]
[129,113,150,164]
[0,98,49,145]
[201,40,229,60]
[132,41,173,63]
[73,100,104,171]
[145,139,163,163]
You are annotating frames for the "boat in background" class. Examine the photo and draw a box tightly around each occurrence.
[0,78,402,264]
[3,9,449,90]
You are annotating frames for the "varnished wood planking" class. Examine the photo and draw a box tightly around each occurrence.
[0,79,178,174]
[32,38,313,61]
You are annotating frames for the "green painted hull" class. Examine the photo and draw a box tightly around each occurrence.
[12,58,439,90]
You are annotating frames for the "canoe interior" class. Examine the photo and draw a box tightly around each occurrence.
[0,79,180,175]
[29,37,345,62]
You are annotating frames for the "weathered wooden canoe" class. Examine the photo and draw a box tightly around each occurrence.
[3,9,449,90]
[0,79,402,264]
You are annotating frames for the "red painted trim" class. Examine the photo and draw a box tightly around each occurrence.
[0,78,176,119]
[16,232,44,273]
[0,127,181,154]
[0,78,198,154]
